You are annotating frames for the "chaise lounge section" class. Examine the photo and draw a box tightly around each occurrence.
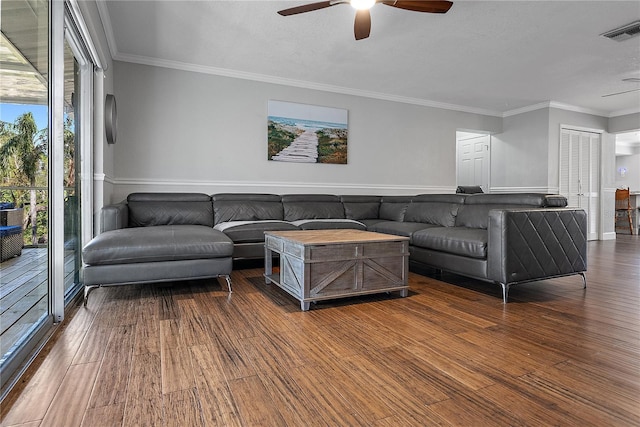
[82,193,234,305]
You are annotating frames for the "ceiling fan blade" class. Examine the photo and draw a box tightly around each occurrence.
[382,1,453,13]
[354,9,371,40]
[277,1,335,16]
[602,88,640,97]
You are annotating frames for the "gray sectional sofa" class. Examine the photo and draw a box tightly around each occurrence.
[81,192,587,305]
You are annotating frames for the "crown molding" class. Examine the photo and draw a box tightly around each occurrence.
[96,4,633,121]
[548,101,608,117]
[549,101,609,117]
[502,101,613,119]
[501,102,551,118]
[112,52,503,117]
[609,106,640,118]
[95,0,118,61]
[502,100,640,119]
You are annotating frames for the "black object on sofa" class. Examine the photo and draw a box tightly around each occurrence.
[456,185,484,194]
[82,193,234,305]
[83,191,587,304]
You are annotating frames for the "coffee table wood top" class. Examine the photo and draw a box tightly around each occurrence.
[264,229,409,245]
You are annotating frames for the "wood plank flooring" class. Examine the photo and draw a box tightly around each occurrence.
[1,236,638,426]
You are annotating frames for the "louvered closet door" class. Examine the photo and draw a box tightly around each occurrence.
[560,128,600,240]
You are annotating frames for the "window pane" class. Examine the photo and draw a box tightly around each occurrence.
[0,0,50,392]
[63,40,81,297]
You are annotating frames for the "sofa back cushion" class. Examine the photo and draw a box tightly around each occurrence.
[282,194,345,221]
[455,193,567,229]
[405,203,460,227]
[340,195,381,220]
[379,196,412,222]
[404,194,465,227]
[455,205,511,229]
[463,193,567,207]
[212,193,284,224]
[127,193,213,227]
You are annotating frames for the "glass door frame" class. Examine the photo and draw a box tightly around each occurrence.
[0,0,100,400]
[51,0,98,321]
[63,5,94,306]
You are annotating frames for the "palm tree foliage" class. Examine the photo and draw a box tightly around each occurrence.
[1,111,77,245]
[0,112,48,244]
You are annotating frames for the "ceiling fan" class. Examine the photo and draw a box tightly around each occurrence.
[602,78,640,97]
[277,0,453,40]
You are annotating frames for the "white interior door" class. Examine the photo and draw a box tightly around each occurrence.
[457,133,490,192]
[559,128,601,240]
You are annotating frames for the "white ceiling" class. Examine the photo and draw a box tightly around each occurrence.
[100,0,640,117]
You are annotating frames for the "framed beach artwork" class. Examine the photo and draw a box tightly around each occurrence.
[267,100,348,164]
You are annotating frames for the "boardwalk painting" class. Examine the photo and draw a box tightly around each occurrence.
[268,100,348,164]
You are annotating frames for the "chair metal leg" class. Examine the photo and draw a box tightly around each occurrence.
[223,275,232,293]
[580,272,587,289]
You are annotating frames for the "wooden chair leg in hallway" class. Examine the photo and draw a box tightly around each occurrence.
[615,188,634,235]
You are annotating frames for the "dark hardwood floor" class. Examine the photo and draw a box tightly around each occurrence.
[1,236,638,426]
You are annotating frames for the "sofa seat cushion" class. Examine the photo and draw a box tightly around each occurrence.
[368,221,438,238]
[214,220,299,243]
[83,225,233,266]
[291,219,366,230]
[411,227,488,259]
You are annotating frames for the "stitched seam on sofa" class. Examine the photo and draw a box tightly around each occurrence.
[505,211,585,281]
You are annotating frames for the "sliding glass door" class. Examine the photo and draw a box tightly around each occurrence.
[63,33,85,303]
[0,0,94,397]
[0,0,52,394]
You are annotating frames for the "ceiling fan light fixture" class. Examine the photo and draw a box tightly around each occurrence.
[351,0,375,10]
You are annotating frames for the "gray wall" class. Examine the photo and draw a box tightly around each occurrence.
[111,61,502,201]
[490,108,550,192]
[609,112,640,134]
[616,154,640,192]
[488,107,615,195]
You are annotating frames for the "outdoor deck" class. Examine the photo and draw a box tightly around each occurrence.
[0,248,77,360]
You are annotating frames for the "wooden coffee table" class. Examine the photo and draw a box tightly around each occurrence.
[264,229,409,311]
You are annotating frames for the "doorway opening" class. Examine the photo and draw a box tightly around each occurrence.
[456,131,491,193]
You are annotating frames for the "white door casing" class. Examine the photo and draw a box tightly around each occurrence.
[457,133,490,192]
